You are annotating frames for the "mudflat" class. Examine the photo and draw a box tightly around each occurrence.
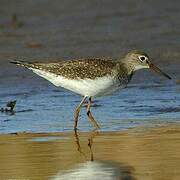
[0,124,180,180]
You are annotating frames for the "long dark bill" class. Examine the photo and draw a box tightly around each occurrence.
[149,63,172,79]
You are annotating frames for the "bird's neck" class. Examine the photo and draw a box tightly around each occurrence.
[116,61,134,82]
[116,60,134,74]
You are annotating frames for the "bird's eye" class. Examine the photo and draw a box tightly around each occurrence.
[139,56,146,62]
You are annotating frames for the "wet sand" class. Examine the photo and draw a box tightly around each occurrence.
[0,124,180,180]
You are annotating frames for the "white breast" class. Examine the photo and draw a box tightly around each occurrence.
[31,69,125,97]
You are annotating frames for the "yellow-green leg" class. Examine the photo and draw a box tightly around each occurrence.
[86,97,100,129]
[74,96,87,131]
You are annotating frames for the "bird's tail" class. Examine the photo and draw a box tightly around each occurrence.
[10,60,35,69]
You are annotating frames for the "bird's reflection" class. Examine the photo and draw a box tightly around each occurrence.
[87,129,99,161]
[53,161,136,180]
[74,129,99,161]
[52,130,136,180]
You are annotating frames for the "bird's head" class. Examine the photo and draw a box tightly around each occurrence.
[124,50,171,79]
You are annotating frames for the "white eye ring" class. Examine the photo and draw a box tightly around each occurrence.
[139,55,147,62]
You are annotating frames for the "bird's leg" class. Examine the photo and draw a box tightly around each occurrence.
[74,96,87,131]
[86,97,100,130]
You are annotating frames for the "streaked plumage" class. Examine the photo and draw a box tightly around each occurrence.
[18,58,116,79]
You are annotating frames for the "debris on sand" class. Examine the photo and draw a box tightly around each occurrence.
[25,42,44,48]
[0,100,16,114]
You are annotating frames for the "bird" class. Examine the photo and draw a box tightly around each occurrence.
[10,50,171,131]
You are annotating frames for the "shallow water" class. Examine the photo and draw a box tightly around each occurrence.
[0,78,179,133]
[1,62,180,133]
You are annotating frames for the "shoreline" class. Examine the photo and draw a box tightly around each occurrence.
[0,122,179,135]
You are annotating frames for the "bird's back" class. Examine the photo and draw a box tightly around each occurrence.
[12,58,118,79]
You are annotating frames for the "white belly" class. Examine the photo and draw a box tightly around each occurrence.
[31,69,125,96]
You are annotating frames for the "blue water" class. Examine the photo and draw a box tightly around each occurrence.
[0,74,179,133]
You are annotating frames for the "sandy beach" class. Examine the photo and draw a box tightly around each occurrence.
[0,124,179,180]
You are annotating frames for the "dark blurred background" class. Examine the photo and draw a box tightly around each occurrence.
[0,0,179,61]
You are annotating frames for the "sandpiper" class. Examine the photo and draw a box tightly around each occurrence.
[11,50,171,131]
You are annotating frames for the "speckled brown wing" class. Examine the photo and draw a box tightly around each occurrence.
[13,58,117,79]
